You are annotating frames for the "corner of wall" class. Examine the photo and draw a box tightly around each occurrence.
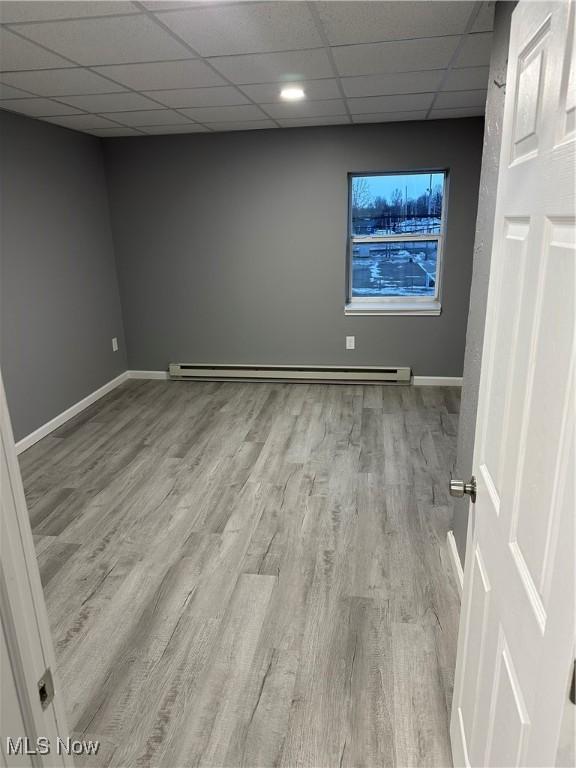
[98,137,129,371]
[450,0,516,564]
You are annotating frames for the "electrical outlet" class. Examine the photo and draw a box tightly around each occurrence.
[346,336,355,350]
[112,337,119,352]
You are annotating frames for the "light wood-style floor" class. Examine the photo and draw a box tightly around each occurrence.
[20,380,461,768]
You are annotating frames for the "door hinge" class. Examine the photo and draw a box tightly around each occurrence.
[38,668,54,710]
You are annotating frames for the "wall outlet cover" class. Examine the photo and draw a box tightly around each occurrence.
[112,337,119,352]
[346,336,355,350]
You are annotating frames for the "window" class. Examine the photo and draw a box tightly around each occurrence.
[346,170,447,315]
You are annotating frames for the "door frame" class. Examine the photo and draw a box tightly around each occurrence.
[1,372,72,767]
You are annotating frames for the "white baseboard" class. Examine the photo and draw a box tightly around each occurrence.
[413,376,463,386]
[128,370,169,380]
[447,530,464,598]
[127,370,462,386]
[16,371,129,455]
[130,371,462,386]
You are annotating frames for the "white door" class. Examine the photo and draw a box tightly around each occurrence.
[0,372,72,768]
[451,1,575,766]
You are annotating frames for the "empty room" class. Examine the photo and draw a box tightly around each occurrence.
[0,1,574,766]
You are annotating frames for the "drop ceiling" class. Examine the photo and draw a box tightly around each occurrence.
[0,0,494,137]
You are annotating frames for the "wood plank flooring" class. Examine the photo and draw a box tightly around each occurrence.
[20,380,461,768]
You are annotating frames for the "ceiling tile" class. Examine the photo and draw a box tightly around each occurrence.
[0,2,137,23]
[93,59,225,90]
[434,90,487,109]
[141,1,204,10]
[316,1,473,45]
[44,113,120,129]
[0,82,33,98]
[0,97,81,116]
[102,108,193,126]
[351,110,428,123]
[348,93,434,114]
[277,116,350,127]
[342,70,443,98]
[429,106,485,119]
[178,104,268,122]
[209,49,333,85]
[240,78,341,103]
[88,127,143,136]
[0,67,125,96]
[471,2,495,33]
[454,32,493,68]
[263,99,347,119]
[205,120,277,131]
[58,91,159,112]
[140,124,209,134]
[144,85,249,108]
[156,3,322,56]
[443,66,489,91]
[0,27,73,71]
[15,15,192,66]
[333,36,460,77]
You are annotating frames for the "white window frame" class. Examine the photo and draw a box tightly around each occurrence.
[345,169,449,316]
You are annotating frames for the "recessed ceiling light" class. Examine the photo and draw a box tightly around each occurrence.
[280,86,306,101]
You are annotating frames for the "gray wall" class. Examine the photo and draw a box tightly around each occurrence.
[451,1,515,563]
[0,109,127,441]
[103,118,483,374]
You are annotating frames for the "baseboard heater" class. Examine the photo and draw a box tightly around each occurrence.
[169,363,411,384]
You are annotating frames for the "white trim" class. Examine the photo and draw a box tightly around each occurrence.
[128,370,169,380]
[413,376,463,386]
[130,369,460,386]
[351,234,441,244]
[447,530,464,598]
[345,301,442,316]
[1,373,73,764]
[15,371,129,455]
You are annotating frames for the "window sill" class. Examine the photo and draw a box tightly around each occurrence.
[345,300,442,316]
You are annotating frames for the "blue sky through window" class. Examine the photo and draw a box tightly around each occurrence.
[353,172,445,205]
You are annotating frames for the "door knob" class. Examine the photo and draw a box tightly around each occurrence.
[449,476,477,503]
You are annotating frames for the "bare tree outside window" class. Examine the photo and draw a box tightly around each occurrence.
[351,176,372,211]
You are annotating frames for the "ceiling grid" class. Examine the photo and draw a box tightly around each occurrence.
[0,0,494,136]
